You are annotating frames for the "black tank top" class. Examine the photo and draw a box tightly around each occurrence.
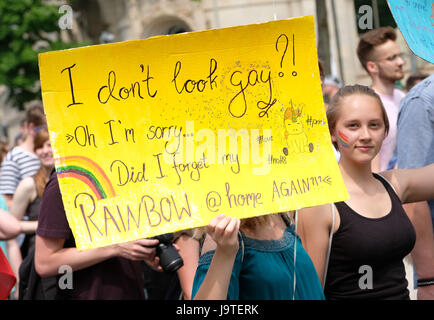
[21,193,41,258]
[324,173,416,300]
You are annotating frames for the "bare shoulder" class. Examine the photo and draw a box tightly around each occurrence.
[382,164,434,203]
[298,203,334,226]
[379,169,408,200]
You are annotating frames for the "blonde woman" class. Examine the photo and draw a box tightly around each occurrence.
[192,213,324,300]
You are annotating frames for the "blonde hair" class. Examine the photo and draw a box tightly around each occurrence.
[326,84,389,149]
[192,211,294,241]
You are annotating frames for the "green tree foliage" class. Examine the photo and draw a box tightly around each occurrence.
[0,0,86,109]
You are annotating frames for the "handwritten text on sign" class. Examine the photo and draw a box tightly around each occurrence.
[39,16,348,250]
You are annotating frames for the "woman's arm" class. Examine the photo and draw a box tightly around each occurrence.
[0,209,21,240]
[20,221,38,234]
[11,177,35,221]
[298,204,335,285]
[35,235,160,277]
[193,214,240,300]
[10,178,39,234]
[383,164,434,204]
[175,234,200,300]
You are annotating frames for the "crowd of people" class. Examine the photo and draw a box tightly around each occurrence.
[0,26,433,300]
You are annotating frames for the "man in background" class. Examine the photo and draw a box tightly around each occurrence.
[357,27,405,172]
[397,74,434,299]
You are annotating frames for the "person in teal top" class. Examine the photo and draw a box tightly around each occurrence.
[0,194,11,256]
[0,194,19,299]
[191,213,324,300]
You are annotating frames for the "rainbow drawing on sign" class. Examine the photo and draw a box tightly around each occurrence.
[55,156,116,200]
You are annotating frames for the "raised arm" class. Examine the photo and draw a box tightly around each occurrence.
[298,204,335,286]
[382,164,434,204]
[193,214,240,300]
[175,233,200,300]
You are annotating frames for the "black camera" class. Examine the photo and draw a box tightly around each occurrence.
[153,233,184,272]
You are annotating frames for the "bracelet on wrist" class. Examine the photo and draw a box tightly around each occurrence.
[417,277,434,287]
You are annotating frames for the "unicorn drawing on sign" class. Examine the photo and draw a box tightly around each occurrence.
[283,100,313,155]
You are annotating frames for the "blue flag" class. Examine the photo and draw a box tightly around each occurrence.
[387,0,434,63]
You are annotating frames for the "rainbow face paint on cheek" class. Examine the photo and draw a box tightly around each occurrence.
[337,131,349,148]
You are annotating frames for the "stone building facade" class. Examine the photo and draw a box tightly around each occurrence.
[1,0,433,142]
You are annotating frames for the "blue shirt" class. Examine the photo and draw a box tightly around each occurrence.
[397,74,434,225]
[192,225,325,300]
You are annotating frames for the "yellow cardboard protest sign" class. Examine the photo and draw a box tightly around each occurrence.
[39,15,348,250]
